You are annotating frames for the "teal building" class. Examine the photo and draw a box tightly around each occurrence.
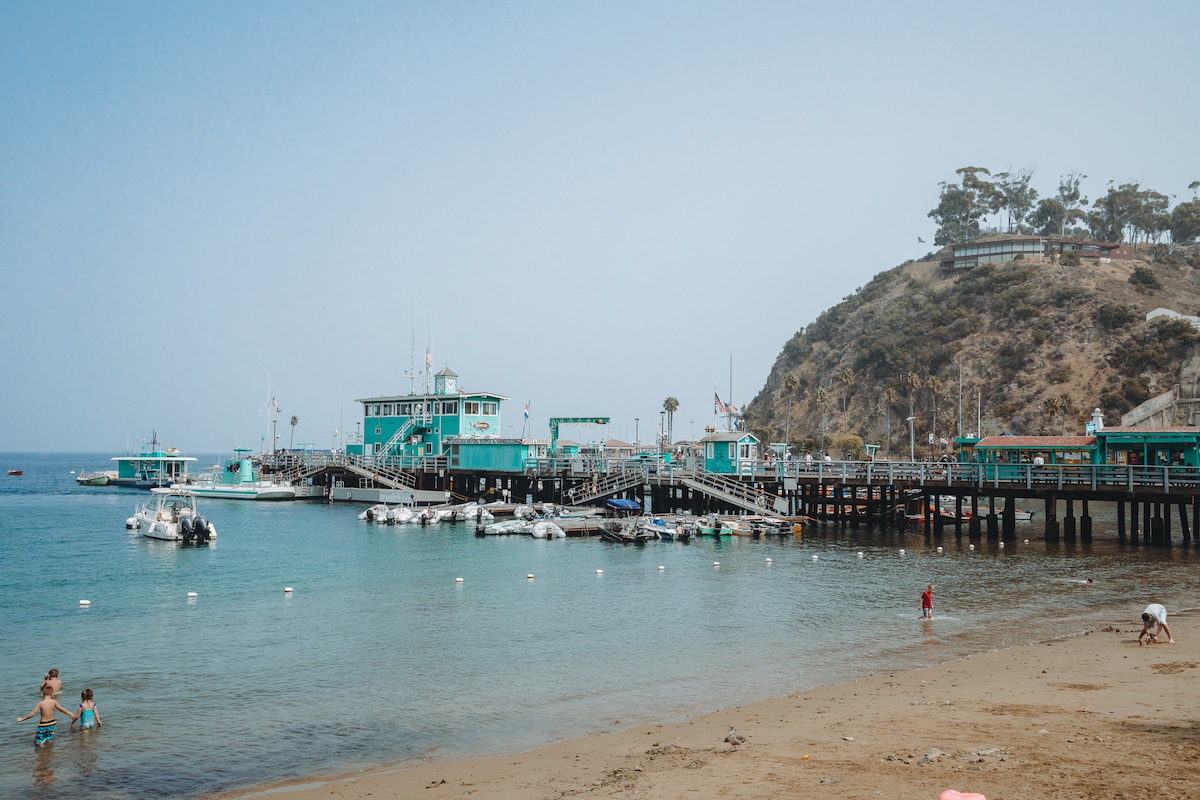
[701,430,759,474]
[354,368,510,460]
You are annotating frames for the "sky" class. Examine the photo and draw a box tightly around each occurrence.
[2,1,1198,453]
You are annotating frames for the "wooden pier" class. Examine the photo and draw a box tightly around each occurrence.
[261,453,1200,545]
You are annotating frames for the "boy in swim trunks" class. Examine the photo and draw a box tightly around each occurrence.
[17,684,77,745]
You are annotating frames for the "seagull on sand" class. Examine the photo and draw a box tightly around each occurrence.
[725,726,748,746]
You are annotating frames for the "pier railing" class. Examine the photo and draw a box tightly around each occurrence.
[260,451,1200,496]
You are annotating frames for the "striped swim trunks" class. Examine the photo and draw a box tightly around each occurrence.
[35,722,55,745]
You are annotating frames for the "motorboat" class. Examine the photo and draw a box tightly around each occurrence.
[76,469,114,486]
[128,487,216,543]
[180,449,295,501]
[7,469,24,476]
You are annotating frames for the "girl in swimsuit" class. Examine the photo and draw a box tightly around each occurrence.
[73,688,102,730]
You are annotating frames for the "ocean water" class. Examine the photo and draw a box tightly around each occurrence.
[2,452,1199,799]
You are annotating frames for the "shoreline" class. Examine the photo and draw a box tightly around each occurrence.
[223,610,1198,800]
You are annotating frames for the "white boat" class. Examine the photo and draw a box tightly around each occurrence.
[130,487,217,543]
[180,449,295,501]
[531,520,566,539]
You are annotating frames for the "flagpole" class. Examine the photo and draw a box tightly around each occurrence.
[728,354,734,431]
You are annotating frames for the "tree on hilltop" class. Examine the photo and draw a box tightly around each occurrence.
[928,166,1003,245]
[995,168,1038,233]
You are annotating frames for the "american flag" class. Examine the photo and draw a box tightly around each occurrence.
[714,393,738,414]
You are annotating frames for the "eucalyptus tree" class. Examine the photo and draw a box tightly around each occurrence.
[928,166,1003,245]
[995,168,1038,233]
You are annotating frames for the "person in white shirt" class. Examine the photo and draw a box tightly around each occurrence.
[1138,603,1174,644]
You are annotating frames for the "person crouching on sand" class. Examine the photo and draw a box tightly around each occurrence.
[17,684,77,745]
[1139,603,1174,644]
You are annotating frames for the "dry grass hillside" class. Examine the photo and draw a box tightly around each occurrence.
[746,241,1200,458]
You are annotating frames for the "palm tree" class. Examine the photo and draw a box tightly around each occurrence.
[926,376,945,456]
[662,397,679,445]
[781,373,799,446]
[289,415,299,449]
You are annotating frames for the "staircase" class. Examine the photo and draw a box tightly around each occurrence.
[376,417,421,458]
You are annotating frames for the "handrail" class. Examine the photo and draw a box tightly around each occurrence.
[256,452,1200,494]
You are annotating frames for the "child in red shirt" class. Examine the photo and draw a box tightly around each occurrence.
[920,584,934,619]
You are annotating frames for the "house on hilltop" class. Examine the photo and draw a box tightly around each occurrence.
[941,234,1132,276]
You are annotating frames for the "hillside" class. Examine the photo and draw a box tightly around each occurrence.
[745,240,1200,458]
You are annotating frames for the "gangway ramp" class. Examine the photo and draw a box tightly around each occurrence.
[681,471,777,514]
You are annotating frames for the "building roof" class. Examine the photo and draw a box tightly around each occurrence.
[355,390,510,403]
[435,367,458,377]
[1096,427,1200,438]
[974,436,1095,448]
[604,439,634,449]
[701,430,758,443]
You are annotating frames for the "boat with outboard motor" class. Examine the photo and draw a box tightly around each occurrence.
[126,487,216,543]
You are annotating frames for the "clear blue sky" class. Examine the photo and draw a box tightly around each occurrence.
[3,1,1197,452]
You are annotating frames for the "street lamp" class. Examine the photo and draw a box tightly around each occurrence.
[634,418,639,453]
[906,416,915,463]
[660,411,665,453]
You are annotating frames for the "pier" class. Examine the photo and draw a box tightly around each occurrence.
[260,452,1200,545]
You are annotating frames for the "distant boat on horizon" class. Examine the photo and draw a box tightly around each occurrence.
[7,469,23,476]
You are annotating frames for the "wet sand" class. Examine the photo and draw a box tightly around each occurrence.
[228,611,1198,800]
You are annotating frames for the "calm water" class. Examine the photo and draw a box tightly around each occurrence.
[3,452,1199,799]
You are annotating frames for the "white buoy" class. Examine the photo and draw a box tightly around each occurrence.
[187,592,198,598]
[857,551,863,558]
[526,574,535,579]
[455,578,463,583]
[812,554,819,560]
[284,587,294,593]
[658,565,665,571]
[596,569,603,574]
[999,541,1005,548]
[713,561,720,567]
[1024,539,1029,544]
[899,549,905,555]
[766,557,773,563]
[79,599,90,606]
[969,544,975,551]
[937,546,943,553]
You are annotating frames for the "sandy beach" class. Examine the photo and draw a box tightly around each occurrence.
[227,610,1198,800]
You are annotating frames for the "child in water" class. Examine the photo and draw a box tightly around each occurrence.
[920,584,934,619]
[72,688,102,730]
[17,684,76,745]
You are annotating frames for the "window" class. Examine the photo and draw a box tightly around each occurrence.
[483,402,498,415]
[373,442,381,454]
[374,426,381,435]
[382,403,393,416]
[399,403,411,416]
[441,401,458,415]
[372,404,381,417]
[464,401,481,415]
